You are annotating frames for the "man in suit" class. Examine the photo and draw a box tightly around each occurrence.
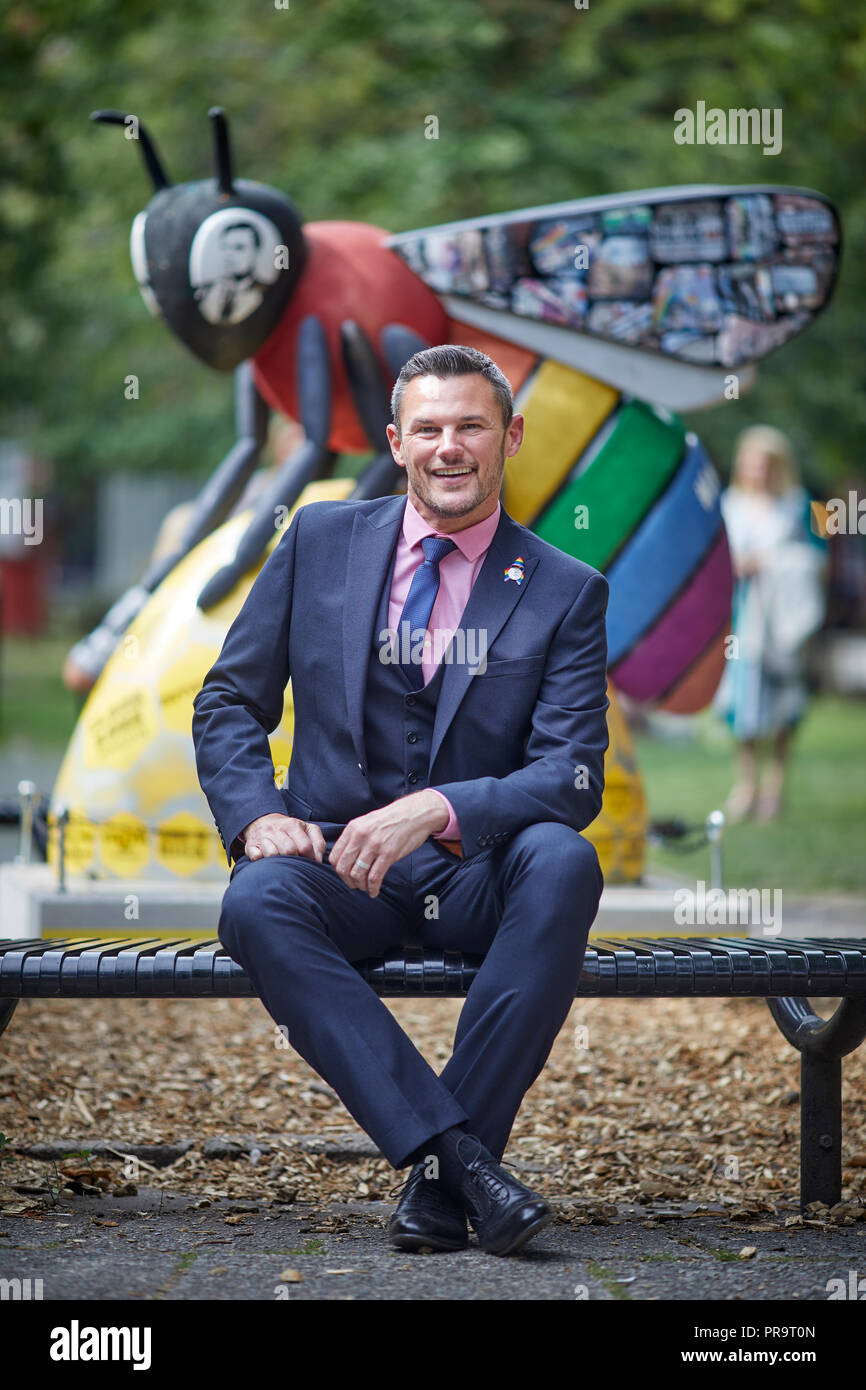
[192,344,609,1256]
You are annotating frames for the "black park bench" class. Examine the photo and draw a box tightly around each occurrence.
[2,934,865,1213]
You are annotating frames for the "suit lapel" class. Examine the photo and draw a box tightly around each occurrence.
[341,495,540,778]
[429,509,539,770]
[342,495,407,775]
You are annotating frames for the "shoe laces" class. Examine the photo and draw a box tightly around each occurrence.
[388,1152,518,1200]
[455,1136,523,1204]
[388,1163,432,1200]
[455,1134,517,1173]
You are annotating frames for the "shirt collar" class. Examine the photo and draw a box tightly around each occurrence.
[402,493,501,561]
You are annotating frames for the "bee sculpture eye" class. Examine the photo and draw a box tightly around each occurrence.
[129,211,162,320]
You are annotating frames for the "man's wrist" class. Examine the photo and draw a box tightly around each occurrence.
[414,788,450,834]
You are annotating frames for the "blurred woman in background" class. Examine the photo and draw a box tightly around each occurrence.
[715,425,827,822]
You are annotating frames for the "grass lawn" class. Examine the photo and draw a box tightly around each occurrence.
[634,694,866,896]
[2,635,864,895]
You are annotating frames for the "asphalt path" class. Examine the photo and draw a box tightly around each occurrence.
[2,1186,863,1302]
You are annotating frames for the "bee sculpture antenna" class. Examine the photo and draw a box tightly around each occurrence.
[208,106,235,196]
[89,109,172,191]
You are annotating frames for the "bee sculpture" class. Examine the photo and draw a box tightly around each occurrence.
[51,107,839,886]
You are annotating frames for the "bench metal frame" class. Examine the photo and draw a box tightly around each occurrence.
[2,935,865,1212]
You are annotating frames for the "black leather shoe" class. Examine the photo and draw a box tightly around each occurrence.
[387,1162,469,1252]
[453,1135,553,1256]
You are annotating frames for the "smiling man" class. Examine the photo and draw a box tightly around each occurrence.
[192,344,610,1256]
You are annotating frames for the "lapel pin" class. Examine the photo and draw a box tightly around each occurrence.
[504,555,525,584]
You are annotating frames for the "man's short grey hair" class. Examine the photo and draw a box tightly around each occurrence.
[390,344,514,438]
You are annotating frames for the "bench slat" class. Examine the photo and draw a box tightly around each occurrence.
[1,937,865,999]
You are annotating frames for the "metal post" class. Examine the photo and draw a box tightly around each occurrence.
[767,995,866,1211]
[14,779,37,864]
[800,1052,842,1208]
[706,808,725,893]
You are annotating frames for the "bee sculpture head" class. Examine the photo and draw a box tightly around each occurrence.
[91,106,307,370]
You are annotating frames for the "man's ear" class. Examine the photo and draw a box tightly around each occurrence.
[505,412,525,458]
[386,422,406,467]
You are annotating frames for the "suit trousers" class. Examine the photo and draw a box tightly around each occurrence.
[217,820,603,1169]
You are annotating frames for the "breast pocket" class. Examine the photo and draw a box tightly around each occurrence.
[471,655,547,679]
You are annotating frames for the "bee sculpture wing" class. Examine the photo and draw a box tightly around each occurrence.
[386,185,840,410]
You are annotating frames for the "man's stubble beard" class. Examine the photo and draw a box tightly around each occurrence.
[405,443,506,521]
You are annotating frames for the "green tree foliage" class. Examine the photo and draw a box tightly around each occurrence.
[2,0,864,497]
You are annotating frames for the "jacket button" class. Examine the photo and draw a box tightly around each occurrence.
[358,763,366,776]
[407,772,418,784]
[407,732,418,743]
[405,695,417,706]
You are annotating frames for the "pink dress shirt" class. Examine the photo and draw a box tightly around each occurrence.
[387,494,501,844]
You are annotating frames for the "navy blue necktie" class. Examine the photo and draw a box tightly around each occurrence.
[397,534,458,688]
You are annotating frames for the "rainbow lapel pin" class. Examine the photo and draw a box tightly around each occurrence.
[504,555,525,585]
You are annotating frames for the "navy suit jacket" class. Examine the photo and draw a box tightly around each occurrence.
[192,492,610,870]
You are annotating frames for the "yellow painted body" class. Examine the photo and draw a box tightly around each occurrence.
[504,361,618,524]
